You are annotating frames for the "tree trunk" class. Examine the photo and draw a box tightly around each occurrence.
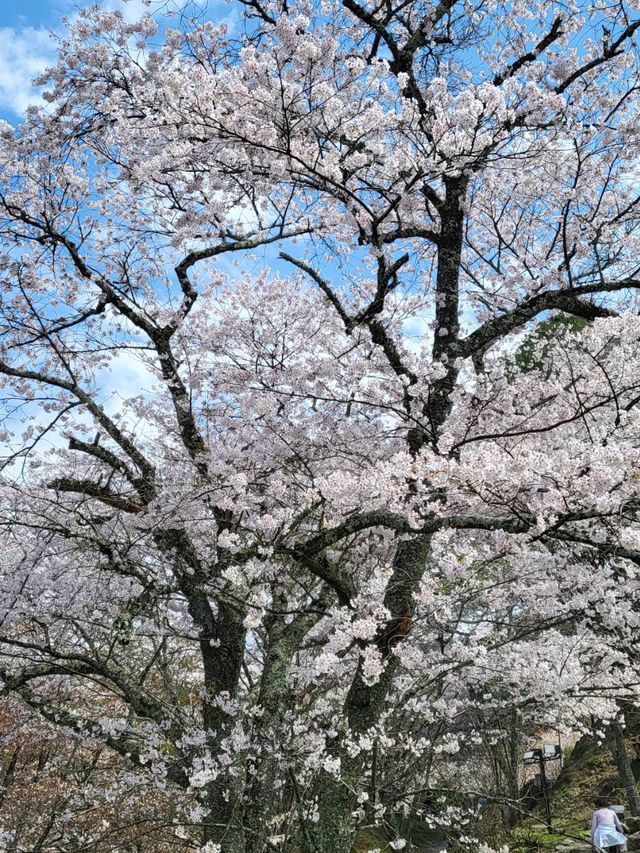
[309,761,363,853]
[204,785,246,852]
[245,598,325,853]
[505,711,521,826]
[198,599,247,850]
[426,174,467,445]
[310,535,433,853]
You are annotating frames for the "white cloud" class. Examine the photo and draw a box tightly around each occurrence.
[0,0,240,117]
[103,0,154,23]
[98,349,157,410]
[0,26,55,115]
[0,0,154,116]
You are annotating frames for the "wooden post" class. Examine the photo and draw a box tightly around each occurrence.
[538,752,552,832]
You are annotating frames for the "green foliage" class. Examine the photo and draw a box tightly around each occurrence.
[507,820,582,852]
[503,732,631,852]
[550,733,619,833]
[514,314,589,374]
[353,825,389,852]
[487,734,619,852]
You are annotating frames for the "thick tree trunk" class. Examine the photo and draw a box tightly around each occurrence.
[310,767,363,853]
[426,174,467,445]
[204,786,246,852]
[309,536,433,853]
[155,530,248,849]
[245,599,325,853]
[198,599,247,850]
[306,177,465,852]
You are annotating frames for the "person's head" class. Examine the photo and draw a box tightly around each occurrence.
[594,796,611,809]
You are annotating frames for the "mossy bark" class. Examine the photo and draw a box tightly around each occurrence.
[245,598,326,853]
[309,536,433,853]
[199,600,247,850]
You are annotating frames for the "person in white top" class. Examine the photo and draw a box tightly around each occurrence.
[591,797,627,852]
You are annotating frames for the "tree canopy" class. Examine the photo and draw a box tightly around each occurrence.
[2,0,640,850]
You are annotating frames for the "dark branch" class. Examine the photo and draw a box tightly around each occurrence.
[555,19,640,94]
[493,17,564,86]
[459,283,632,358]
[47,476,144,513]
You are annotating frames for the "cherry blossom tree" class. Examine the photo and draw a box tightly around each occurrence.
[3,0,640,850]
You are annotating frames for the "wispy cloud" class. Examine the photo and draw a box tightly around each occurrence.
[103,0,155,22]
[0,26,55,116]
[0,0,155,117]
[0,0,239,117]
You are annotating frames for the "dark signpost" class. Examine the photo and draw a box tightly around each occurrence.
[523,744,562,831]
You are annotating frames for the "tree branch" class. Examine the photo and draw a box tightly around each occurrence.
[555,19,640,94]
[458,282,632,358]
[47,476,145,512]
[493,17,564,86]
[0,359,156,489]
[173,225,313,329]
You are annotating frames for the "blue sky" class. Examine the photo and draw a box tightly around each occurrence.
[0,0,169,122]
[0,0,67,30]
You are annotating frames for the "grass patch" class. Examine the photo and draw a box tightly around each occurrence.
[353,825,389,852]
[508,821,574,851]
[550,734,618,836]
[353,817,440,851]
